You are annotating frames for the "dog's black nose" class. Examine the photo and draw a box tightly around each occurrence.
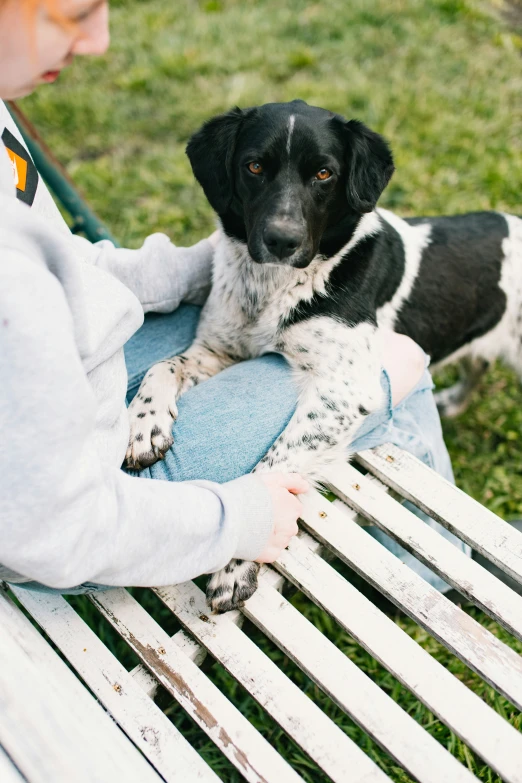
[263,222,303,259]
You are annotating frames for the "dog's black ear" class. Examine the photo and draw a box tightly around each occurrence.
[342,119,394,213]
[186,107,245,214]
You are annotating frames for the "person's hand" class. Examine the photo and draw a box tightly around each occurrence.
[255,473,309,563]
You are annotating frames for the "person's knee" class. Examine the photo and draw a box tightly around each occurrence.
[382,332,425,407]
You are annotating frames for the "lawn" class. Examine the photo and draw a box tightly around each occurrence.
[18,0,522,780]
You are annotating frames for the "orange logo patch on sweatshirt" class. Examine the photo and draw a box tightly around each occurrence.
[1,127,38,206]
[5,147,28,192]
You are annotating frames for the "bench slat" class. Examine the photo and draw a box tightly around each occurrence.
[131,626,209,697]
[325,462,522,642]
[0,747,26,783]
[129,536,325,699]
[274,536,522,783]
[154,581,389,783]
[10,586,219,783]
[0,589,161,783]
[238,581,475,783]
[90,588,305,783]
[298,490,522,711]
[357,444,522,584]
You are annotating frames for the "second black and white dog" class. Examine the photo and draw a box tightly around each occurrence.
[126,100,522,612]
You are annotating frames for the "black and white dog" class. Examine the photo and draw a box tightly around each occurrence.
[126,100,522,612]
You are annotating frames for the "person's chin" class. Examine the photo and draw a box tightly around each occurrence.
[6,82,37,99]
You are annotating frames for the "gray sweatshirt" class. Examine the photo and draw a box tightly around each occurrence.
[0,101,273,588]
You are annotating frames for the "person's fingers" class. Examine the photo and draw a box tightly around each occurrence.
[256,536,295,564]
[275,493,303,526]
[274,516,299,545]
[256,549,276,564]
[268,472,310,494]
[290,497,303,521]
[254,473,306,564]
[288,518,299,536]
[254,526,299,563]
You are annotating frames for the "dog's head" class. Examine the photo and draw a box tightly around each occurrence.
[186,100,394,268]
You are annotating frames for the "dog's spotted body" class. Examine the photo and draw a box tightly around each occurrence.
[125,100,522,613]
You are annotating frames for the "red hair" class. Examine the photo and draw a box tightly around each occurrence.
[23,0,74,27]
[0,0,75,31]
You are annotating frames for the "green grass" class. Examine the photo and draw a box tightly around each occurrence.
[17,0,522,779]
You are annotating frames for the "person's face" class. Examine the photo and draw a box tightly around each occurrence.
[0,0,110,100]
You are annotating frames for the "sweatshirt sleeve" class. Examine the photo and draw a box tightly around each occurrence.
[0,250,273,589]
[78,232,214,313]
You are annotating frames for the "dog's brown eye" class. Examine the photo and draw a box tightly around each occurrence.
[248,161,263,175]
[316,168,332,181]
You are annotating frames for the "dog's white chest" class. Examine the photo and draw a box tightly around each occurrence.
[206,270,287,356]
[200,238,341,358]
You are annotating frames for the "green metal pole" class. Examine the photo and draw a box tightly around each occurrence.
[7,101,119,246]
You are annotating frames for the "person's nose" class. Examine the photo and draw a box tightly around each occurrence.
[72,3,110,56]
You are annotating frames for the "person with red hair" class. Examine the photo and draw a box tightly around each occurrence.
[0,1,110,99]
[0,0,463,600]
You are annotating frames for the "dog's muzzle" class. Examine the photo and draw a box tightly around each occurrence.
[262,219,305,261]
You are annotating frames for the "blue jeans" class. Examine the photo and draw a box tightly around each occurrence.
[15,305,468,595]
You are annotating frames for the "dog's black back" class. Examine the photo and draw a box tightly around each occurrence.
[398,212,508,361]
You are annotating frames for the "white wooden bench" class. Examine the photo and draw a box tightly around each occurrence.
[2,443,522,783]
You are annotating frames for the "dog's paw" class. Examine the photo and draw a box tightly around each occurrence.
[125,406,176,470]
[125,376,178,470]
[206,559,260,613]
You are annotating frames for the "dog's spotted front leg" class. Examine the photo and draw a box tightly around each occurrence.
[125,343,236,470]
[207,318,384,614]
[257,318,384,479]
